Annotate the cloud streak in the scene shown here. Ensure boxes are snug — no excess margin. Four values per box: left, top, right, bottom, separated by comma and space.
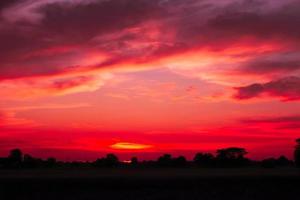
0, 0, 300, 99
234, 76, 300, 101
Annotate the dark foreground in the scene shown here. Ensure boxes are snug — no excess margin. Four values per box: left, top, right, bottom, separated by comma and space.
1, 168, 300, 200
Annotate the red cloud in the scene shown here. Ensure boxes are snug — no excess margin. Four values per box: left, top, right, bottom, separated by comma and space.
240, 115, 300, 131
237, 55, 300, 75
0, 0, 300, 99
241, 115, 300, 124
51, 76, 94, 91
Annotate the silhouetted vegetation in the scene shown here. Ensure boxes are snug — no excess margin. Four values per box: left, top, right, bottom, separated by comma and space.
93, 153, 119, 168
130, 157, 138, 166
8, 149, 23, 168
277, 155, 292, 166
0, 143, 297, 169
193, 153, 215, 167
215, 147, 250, 167
261, 158, 276, 168
156, 154, 187, 167
259, 156, 292, 169
295, 138, 300, 167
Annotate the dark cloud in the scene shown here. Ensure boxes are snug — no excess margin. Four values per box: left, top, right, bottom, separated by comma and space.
241, 59, 300, 74
1, 0, 300, 83
0, 0, 21, 11
207, 1, 300, 42
234, 76, 300, 101
170, 0, 300, 48
39, 0, 165, 42
0, 0, 167, 80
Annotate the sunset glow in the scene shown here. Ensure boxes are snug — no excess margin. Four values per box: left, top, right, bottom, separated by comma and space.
110, 142, 153, 150
0, 0, 300, 161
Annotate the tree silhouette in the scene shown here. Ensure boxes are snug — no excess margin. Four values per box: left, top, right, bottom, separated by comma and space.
172, 156, 187, 167
23, 154, 38, 168
217, 147, 247, 159
261, 158, 276, 168
8, 148, 23, 168
276, 156, 290, 166
156, 154, 187, 167
46, 157, 57, 168
193, 153, 214, 167
93, 154, 120, 167
0, 143, 297, 169
131, 157, 138, 166
9, 149, 22, 162
294, 138, 300, 167
157, 154, 172, 167
216, 147, 248, 167
105, 154, 119, 167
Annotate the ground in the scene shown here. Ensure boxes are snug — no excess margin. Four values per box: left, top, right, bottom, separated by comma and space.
0, 168, 299, 200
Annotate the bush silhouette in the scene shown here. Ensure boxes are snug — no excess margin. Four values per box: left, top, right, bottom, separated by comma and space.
131, 157, 138, 166
295, 138, 300, 167
193, 153, 214, 167
94, 154, 119, 167
216, 147, 249, 167
9, 149, 22, 162
157, 154, 172, 167
276, 156, 290, 166
157, 154, 187, 167
106, 154, 119, 167
261, 158, 276, 168
173, 156, 187, 167
8, 149, 23, 168
46, 157, 57, 168
23, 154, 40, 168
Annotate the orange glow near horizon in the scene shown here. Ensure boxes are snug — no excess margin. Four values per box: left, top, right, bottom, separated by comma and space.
110, 142, 153, 150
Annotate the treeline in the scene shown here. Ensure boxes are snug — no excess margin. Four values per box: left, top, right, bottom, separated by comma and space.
1, 142, 299, 169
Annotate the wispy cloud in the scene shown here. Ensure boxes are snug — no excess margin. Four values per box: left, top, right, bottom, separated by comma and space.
0, 0, 299, 99
234, 76, 300, 101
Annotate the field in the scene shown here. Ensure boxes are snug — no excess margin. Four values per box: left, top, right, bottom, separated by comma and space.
0, 168, 300, 200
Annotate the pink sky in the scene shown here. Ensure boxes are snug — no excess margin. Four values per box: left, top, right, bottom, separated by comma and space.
0, 0, 300, 160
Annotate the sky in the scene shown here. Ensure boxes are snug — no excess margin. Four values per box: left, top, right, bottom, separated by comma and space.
0, 0, 300, 161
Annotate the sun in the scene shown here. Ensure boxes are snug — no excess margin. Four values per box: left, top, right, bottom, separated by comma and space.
110, 142, 153, 150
